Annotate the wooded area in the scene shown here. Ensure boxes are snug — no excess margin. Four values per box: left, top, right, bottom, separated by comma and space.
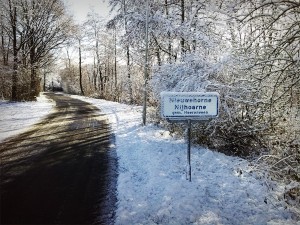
0, 0, 299, 213
0, 0, 72, 100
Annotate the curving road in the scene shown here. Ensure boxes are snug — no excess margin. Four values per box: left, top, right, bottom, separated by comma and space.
0, 93, 118, 225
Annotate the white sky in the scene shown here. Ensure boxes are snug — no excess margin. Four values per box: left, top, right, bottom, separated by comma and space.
64, 0, 111, 22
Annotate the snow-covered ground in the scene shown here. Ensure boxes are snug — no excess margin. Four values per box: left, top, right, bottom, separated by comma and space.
0, 94, 54, 142
0, 93, 298, 225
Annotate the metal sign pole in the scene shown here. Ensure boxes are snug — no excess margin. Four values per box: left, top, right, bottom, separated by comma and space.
187, 119, 192, 182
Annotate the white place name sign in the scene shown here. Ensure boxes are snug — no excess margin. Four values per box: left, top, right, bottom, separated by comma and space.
161, 92, 219, 120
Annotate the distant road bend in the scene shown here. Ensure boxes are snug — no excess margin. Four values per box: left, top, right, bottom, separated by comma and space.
0, 93, 118, 225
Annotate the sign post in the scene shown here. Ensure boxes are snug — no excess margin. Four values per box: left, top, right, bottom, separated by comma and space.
161, 92, 219, 181
187, 119, 192, 182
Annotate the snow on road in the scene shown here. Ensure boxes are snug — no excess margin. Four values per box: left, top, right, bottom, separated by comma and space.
0, 93, 298, 225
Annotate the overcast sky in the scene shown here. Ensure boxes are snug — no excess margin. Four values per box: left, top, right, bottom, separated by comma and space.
64, 0, 111, 22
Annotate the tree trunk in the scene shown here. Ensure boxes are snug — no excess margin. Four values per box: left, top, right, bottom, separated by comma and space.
66, 48, 71, 70
126, 45, 133, 103
95, 39, 100, 91
123, 0, 133, 104
114, 27, 117, 98
1, 24, 8, 65
93, 56, 97, 91
180, 0, 185, 58
165, 0, 172, 63
43, 71, 47, 91
79, 40, 84, 95
10, 3, 18, 101
99, 69, 104, 92
30, 31, 38, 99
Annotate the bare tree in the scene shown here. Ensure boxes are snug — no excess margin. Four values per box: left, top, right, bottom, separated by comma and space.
0, 0, 72, 100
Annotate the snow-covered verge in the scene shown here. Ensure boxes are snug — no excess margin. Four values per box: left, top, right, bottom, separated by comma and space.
0, 93, 54, 142
71, 95, 299, 225
0, 93, 298, 224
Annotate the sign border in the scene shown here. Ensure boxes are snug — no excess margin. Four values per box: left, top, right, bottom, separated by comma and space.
160, 91, 220, 121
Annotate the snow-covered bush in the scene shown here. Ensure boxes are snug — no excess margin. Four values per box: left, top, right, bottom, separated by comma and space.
151, 51, 265, 157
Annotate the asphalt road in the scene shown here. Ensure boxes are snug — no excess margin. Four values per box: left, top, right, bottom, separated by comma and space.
0, 93, 118, 225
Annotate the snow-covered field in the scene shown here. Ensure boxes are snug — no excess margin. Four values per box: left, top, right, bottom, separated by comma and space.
0, 93, 298, 225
